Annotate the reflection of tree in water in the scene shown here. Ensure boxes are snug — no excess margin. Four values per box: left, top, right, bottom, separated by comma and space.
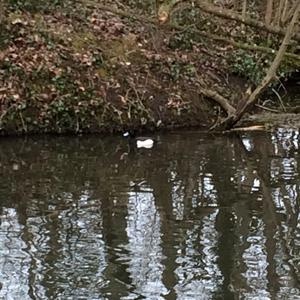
46, 190, 106, 299
174, 210, 223, 299
163, 129, 300, 298
0, 208, 31, 299
230, 128, 300, 298
123, 186, 167, 299
242, 217, 270, 299
26, 189, 106, 299
0, 131, 300, 298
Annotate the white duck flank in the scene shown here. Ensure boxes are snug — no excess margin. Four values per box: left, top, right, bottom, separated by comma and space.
136, 139, 154, 149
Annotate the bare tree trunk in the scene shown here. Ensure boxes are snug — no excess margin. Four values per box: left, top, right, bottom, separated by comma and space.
274, 0, 284, 26
241, 0, 247, 30
224, 1, 300, 129
281, 0, 297, 25
0, 0, 4, 24
265, 0, 273, 25
281, 0, 289, 25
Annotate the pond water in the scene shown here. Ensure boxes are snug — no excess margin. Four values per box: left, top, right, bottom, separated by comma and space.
0, 129, 300, 300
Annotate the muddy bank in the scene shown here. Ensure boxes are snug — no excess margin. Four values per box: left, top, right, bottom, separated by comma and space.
0, 2, 218, 135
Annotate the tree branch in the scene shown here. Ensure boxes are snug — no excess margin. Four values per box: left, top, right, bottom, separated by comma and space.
198, 87, 236, 116
226, 2, 300, 128
194, 1, 300, 42
85, 2, 300, 63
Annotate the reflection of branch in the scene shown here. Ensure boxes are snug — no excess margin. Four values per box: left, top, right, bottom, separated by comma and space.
285, 192, 299, 236
261, 181, 300, 285
236, 134, 300, 285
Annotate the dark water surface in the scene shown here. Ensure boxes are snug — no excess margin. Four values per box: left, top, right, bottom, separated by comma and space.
0, 129, 300, 300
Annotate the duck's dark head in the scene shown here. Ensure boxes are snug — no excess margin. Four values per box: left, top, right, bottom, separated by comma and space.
123, 129, 136, 138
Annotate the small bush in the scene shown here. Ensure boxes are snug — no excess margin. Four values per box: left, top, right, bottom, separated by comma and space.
230, 50, 266, 84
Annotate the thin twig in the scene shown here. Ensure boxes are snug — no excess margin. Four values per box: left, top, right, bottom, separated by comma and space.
255, 103, 280, 112
272, 88, 286, 111
18, 110, 27, 133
